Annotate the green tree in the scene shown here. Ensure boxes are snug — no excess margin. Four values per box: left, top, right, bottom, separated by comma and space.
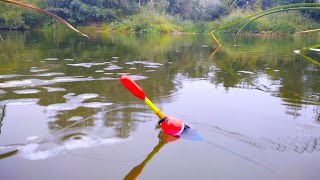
44, 0, 139, 24
167, 0, 197, 19
0, 0, 44, 29
194, 0, 228, 21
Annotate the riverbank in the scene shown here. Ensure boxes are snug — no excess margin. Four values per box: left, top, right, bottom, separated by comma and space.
1, 8, 319, 35
76, 9, 320, 35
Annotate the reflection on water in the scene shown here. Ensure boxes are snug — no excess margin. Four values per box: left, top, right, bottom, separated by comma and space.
124, 129, 275, 180
0, 106, 142, 160
209, 46, 221, 59
0, 31, 319, 179
294, 44, 320, 66
0, 105, 5, 134
124, 131, 180, 180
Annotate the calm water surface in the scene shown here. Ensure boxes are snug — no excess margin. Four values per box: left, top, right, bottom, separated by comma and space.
0, 31, 319, 180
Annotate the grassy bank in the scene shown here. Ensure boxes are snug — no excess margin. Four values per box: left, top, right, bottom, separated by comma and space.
85, 8, 320, 35
84, 9, 193, 34
211, 9, 320, 34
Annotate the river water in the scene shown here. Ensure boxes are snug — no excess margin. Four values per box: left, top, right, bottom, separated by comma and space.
0, 31, 319, 180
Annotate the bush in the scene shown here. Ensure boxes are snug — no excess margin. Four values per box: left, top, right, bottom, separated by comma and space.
258, 11, 319, 33
0, 5, 25, 29
113, 8, 184, 33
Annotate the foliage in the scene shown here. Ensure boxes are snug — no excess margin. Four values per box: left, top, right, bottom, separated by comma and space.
43, 0, 139, 24
211, 3, 320, 35
0, 0, 44, 29
194, 0, 228, 21
1, 0, 88, 37
111, 8, 184, 33
0, 0, 319, 34
0, 4, 25, 29
166, 0, 196, 19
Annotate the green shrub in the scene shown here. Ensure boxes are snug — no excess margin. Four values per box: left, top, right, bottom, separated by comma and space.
113, 8, 185, 33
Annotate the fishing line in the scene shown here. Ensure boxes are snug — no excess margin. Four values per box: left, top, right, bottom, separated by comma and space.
63, 148, 144, 164
185, 120, 320, 175
46, 105, 144, 138
202, 139, 274, 173
184, 122, 275, 173
191, 121, 320, 153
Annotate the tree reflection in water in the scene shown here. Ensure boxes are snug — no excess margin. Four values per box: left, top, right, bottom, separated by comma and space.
0, 105, 6, 134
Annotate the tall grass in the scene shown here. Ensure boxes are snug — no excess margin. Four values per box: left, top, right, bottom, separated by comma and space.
206, 9, 320, 34
109, 8, 320, 34
110, 8, 183, 33
2, 0, 318, 35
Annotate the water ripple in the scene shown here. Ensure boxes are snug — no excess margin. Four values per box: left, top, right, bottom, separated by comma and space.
47, 93, 112, 111
43, 87, 66, 92
13, 89, 41, 94
104, 64, 123, 70
67, 62, 109, 68
0, 74, 20, 79
18, 136, 128, 160
34, 72, 65, 77
0, 98, 40, 105
0, 90, 6, 94
0, 76, 123, 88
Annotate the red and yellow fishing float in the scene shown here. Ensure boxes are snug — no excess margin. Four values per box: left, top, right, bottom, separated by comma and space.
120, 75, 188, 136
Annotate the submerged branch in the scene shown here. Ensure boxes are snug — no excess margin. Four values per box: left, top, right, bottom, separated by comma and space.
0, 0, 89, 38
